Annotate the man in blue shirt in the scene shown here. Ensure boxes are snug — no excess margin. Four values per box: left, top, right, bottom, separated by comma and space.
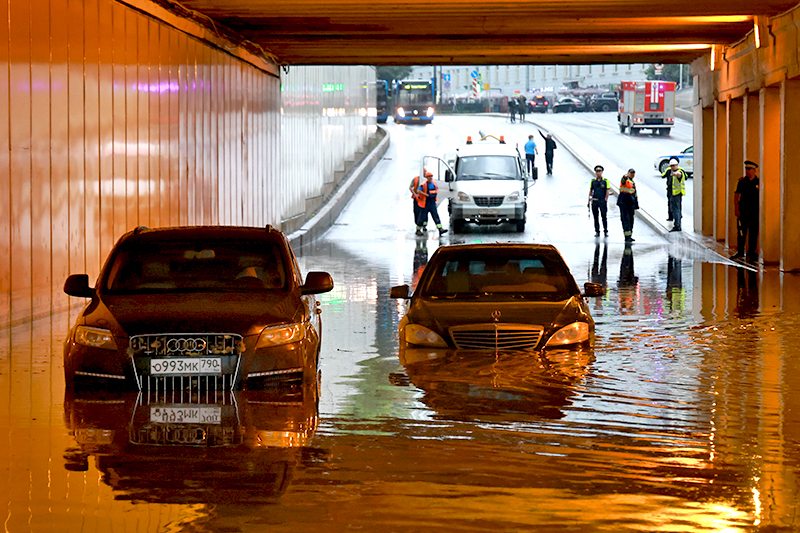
587, 165, 610, 237
524, 135, 538, 178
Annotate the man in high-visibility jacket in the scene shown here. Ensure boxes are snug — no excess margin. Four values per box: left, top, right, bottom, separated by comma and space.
410, 169, 430, 235
663, 158, 688, 232
416, 172, 448, 236
617, 168, 639, 242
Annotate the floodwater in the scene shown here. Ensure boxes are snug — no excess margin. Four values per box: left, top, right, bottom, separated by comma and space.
3, 116, 800, 532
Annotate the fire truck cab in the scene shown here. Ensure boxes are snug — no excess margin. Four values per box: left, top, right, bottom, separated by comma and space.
618, 81, 676, 136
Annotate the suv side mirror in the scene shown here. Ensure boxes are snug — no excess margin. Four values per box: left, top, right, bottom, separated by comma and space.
390, 285, 410, 299
64, 274, 94, 298
583, 282, 605, 297
301, 271, 334, 295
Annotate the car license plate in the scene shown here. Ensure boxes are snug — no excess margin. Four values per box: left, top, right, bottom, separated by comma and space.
150, 357, 222, 375
150, 405, 222, 424
479, 209, 499, 216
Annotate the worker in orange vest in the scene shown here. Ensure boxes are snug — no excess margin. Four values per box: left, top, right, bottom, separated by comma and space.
617, 168, 639, 242
416, 172, 448, 236
409, 169, 428, 233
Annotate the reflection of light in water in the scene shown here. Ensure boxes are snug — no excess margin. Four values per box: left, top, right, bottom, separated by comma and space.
752, 481, 761, 526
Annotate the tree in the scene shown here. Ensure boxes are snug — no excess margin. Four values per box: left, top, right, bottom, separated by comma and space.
645, 64, 691, 87
376, 66, 414, 84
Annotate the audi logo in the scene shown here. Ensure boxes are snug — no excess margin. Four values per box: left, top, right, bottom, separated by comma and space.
166, 337, 208, 353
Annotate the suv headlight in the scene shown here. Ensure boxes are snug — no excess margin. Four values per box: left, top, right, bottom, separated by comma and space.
507, 191, 520, 202
404, 324, 447, 348
456, 191, 470, 202
256, 323, 306, 348
545, 322, 590, 347
75, 326, 118, 350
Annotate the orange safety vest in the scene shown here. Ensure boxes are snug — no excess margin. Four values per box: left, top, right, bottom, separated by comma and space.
410, 176, 420, 199
416, 180, 437, 208
619, 177, 636, 195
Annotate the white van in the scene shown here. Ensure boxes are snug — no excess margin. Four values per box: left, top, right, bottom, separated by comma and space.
439, 134, 531, 233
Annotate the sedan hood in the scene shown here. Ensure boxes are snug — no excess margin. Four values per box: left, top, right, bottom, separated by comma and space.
90, 292, 303, 337
409, 297, 577, 333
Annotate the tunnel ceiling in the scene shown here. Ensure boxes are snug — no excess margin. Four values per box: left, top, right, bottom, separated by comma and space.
174, 0, 798, 65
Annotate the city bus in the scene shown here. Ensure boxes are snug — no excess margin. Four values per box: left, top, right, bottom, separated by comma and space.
394, 79, 434, 124
376, 80, 389, 123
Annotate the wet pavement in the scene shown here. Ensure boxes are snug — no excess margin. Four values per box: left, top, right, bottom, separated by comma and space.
3, 115, 800, 532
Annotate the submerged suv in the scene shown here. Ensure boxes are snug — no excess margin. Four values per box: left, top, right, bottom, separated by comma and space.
444, 134, 530, 233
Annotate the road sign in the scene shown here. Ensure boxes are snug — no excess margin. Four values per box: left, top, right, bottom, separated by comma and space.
470, 70, 478, 79
443, 74, 451, 82
444, 81, 451, 89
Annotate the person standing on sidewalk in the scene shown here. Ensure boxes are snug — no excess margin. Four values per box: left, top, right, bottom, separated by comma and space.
617, 168, 639, 242
508, 98, 517, 123
538, 129, 557, 174
663, 158, 688, 232
731, 160, 760, 262
587, 165, 610, 237
416, 172, 448, 236
517, 95, 527, 122
410, 169, 430, 235
524, 135, 539, 178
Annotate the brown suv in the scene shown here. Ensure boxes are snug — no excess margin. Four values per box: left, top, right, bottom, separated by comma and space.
63, 225, 333, 392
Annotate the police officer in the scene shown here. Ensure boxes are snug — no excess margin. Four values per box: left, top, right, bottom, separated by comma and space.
617, 168, 639, 242
587, 165, 610, 237
731, 160, 760, 262
417, 172, 448, 236
663, 158, 688, 232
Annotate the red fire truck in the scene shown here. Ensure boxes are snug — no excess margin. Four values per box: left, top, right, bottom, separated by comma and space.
617, 81, 676, 136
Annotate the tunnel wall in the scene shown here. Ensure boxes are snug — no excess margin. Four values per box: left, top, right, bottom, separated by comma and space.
692, 4, 800, 270
0, 0, 377, 325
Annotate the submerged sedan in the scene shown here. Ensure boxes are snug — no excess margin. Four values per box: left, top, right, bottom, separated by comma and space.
390, 243, 604, 353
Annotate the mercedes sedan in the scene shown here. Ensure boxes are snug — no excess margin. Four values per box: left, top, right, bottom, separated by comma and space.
390, 243, 603, 355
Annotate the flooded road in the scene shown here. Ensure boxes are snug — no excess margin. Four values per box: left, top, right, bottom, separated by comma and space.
3, 115, 800, 532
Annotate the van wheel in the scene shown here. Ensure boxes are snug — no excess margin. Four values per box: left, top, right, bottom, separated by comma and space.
451, 219, 465, 233
515, 220, 525, 232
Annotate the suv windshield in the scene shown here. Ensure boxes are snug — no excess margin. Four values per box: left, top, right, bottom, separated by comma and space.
419, 250, 577, 300
103, 239, 287, 294
457, 155, 520, 180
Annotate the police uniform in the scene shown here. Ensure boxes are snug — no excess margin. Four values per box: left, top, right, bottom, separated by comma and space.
588, 165, 610, 236
732, 160, 760, 260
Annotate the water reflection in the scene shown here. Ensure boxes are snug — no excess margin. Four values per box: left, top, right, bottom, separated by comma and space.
735, 267, 759, 318
618, 242, 638, 314
63, 386, 320, 504
396, 348, 592, 420
666, 255, 685, 313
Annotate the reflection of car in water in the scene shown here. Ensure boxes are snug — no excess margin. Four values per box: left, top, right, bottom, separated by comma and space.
390, 243, 604, 355
397, 348, 593, 419
62, 225, 334, 392
63, 386, 320, 503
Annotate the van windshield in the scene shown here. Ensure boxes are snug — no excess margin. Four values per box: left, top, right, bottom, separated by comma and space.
457, 156, 520, 180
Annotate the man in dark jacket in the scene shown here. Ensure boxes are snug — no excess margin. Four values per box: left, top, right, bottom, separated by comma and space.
617, 169, 639, 242
538, 129, 557, 174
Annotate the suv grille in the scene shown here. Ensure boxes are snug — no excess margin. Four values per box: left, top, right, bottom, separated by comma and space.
130, 333, 243, 392
474, 196, 505, 207
450, 324, 543, 350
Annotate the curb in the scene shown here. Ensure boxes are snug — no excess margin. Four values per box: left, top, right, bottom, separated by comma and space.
287, 127, 391, 248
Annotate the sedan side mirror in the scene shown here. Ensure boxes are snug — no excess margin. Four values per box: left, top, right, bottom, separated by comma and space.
301, 271, 334, 295
390, 285, 410, 299
583, 282, 605, 297
64, 274, 94, 298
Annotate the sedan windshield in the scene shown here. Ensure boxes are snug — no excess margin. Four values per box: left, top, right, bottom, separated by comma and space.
419, 251, 577, 300
457, 156, 520, 180
103, 240, 287, 293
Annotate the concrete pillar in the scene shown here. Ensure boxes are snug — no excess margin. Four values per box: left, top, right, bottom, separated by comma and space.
781, 79, 800, 271
745, 92, 760, 161
761, 86, 781, 264
727, 98, 744, 248
714, 101, 727, 240
695, 104, 715, 236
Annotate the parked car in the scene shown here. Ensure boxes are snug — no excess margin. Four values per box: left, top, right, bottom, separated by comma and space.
390, 243, 604, 355
551, 97, 587, 113
62, 225, 334, 392
588, 92, 619, 112
528, 94, 551, 113
654, 145, 694, 176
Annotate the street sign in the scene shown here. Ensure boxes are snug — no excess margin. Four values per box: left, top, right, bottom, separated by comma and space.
444, 81, 451, 89
443, 74, 451, 82
470, 70, 478, 79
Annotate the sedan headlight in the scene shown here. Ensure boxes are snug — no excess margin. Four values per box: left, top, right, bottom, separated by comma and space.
426, 107, 434, 117
75, 326, 118, 350
397, 107, 406, 118
404, 324, 447, 348
457, 191, 471, 202
545, 322, 590, 347
507, 191, 520, 202
256, 323, 306, 348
